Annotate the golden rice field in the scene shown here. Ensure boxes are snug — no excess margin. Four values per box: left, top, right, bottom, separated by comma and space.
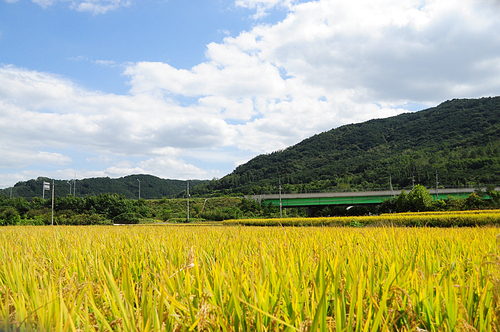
1, 225, 499, 331
223, 209, 500, 227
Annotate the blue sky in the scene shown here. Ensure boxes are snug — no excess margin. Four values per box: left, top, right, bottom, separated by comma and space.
1, 0, 500, 188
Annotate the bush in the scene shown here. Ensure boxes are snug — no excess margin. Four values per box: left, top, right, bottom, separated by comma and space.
59, 213, 111, 225
464, 193, 485, 210
200, 211, 225, 221
18, 216, 46, 226
408, 185, 433, 212
394, 191, 410, 212
112, 212, 142, 224
160, 208, 172, 221
0, 206, 20, 226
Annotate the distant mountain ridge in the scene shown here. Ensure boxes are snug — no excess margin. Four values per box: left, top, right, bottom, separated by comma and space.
1, 174, 208, 200
193, 96, 500, 195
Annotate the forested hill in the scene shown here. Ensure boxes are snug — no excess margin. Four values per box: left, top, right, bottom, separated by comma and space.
193, 97, 500, 195
1, 175, 208, 200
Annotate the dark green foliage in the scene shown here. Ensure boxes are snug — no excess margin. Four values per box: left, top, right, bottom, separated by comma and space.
0, 194, 144, 225
0, 194, 280, 225
394, 191, 410, 213
191, 97, 500, 195
379, 186, 493, 213
56, 213, 111, 226
112, 212, 142, 224
198, 198, 279, 220
463, 193, 485, 210
408, 185, 434, 212
0, 206, 20, 226
487, 186, 500, 207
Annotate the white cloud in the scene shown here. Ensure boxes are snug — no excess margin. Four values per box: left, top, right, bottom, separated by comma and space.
72, 0, 131, 14
31, 0, 56, 8
235, 0, 296, 19
0, 65, 238, 187
0, 145, 72, 169
138, 156, 207, 179
12, 0, 131, 13
122, 0, 500, 155
92, 60, 116, 67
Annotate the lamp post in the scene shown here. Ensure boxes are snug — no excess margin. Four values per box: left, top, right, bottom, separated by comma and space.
137, 179, 141, 200
51, 179, 54, 226
279, 181, 282, 218
436, 171, 439, 200
390, 175, 394, 198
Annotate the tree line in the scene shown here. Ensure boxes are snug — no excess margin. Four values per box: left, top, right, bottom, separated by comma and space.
1, 185, 499, 225
0, 193, 280, 226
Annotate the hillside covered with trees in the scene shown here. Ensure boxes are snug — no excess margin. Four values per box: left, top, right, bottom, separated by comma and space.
193, 97, 500, 195
0, 175, 207, 200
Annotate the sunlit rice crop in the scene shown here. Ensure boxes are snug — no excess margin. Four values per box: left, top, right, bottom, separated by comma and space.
224, 210, 500, 227
1, 226, 499, 331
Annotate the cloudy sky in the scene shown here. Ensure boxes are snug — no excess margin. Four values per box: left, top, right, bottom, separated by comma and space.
1, 0, 500, 188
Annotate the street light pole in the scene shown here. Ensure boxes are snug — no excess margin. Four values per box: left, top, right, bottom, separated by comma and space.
390, 175, 394, 198
51, 179, 54, 226
436, 171, 439, 200
279, 180, 282, 218
137, 179, 141, 200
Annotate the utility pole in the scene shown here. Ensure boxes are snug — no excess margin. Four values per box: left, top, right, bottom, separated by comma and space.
187, 181, 190, 222
73, 174, 76, 197
279, 179, 282, 218
137, 179, 141, 200
436, 171, 439, 200
67, 181, 72, 196
390, 175, 394, 198
412, 175, 415, 189
51, 179, 54, 226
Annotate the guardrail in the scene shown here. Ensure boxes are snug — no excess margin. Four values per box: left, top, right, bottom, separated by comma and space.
248, 187, 500, 207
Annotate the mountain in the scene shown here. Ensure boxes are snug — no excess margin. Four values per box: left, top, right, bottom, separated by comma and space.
1, 174, 208, 200
192, 97, 500, 195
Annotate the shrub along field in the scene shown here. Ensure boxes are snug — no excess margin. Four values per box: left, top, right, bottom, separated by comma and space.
224, 209, 500, 227
0, 226, 499, 331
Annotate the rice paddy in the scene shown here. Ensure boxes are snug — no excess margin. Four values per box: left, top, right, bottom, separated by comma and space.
224, 209, 500, 227
1, 225, 499, 331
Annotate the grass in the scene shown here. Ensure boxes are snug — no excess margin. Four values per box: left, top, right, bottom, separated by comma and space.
0, 225, 499, 331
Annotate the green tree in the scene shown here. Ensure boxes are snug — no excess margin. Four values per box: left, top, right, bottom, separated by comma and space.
0, 206, 20, 225
486, 186, 500, 207
408, 185, 433, 212
394, 190, 410, 212
464, 193, 485, 210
